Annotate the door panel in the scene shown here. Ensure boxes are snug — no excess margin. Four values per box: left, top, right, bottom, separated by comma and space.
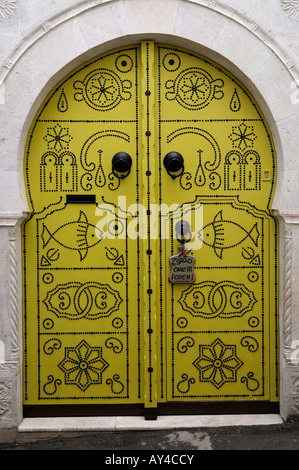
157, 44, 278, 403
23, 46, 142, 405
23, 42, 278, 413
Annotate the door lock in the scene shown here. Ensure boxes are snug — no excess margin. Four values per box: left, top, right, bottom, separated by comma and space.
175, 220, 192, 244
163, 152, 184, 179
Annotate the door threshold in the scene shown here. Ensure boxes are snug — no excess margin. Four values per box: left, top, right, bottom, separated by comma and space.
18, 414, 283, 434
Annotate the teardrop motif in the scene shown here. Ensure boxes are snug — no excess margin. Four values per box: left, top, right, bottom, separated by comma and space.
230, 88, 241, 112
57, 89, 68, 112
194, 150, 205, 187
95, 150, 106, 188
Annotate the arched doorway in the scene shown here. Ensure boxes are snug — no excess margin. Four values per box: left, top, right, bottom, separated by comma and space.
23, 42, 278, 418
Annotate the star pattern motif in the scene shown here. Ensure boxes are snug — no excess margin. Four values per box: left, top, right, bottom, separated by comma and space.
43, 124, 72, 152
229, 123, 257, 150
193, 338, 243, 389
179, 73, 210, 103
58, 340, 109, 392
87, 73, 118, 105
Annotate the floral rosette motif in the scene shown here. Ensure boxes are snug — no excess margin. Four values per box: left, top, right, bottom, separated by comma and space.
165, 67, 224, 110
74, 68, 132, 111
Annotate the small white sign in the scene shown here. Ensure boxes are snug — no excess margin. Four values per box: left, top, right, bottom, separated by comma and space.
169, 245, 196, 284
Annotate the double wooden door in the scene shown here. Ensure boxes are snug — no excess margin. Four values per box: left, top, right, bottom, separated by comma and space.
23, 42, 278, 416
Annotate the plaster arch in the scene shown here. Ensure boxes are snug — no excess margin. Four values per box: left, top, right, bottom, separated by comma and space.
1, 0, 298, 428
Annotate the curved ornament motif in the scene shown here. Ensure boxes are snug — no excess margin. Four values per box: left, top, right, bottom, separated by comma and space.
179, 280, 257, 319
167, 127, 221, 172
165, 67, 224, 110
105, 337, 123, 354
106, 374, 125, 394
177, 336, 195, 353
240, 336, 259, 352
241, 371, 260, 391
79, 130, 130, 190
80, 130, 130, 172
43, 338, 62, 355
43, 282, 123, 320
43, 375, 62, 395
177, 374, 196, 394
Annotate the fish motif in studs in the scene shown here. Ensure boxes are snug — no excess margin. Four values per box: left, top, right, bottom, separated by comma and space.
198, 210, 259, 259
41, 210, 103, 261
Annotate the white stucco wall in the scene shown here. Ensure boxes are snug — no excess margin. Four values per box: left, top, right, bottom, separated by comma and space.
0, 0, 299, 436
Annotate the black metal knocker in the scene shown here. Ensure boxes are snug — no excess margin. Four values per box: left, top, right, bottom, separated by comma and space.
112, 152, 132, 179
175, 220, 192, 244
163, 152, 184, 179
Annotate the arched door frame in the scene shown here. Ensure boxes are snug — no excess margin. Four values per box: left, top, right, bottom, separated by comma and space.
0, 0, 298, 428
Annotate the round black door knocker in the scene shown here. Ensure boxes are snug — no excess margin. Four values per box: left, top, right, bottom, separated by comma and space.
112, 152, 132, 179
163, 151, 184, 179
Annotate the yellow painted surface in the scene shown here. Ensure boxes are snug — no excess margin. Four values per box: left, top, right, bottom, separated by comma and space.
23, 43, 278, 407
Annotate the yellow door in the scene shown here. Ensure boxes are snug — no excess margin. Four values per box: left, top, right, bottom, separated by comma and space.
157, 44, 278, 408
23, 42, 278, 415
